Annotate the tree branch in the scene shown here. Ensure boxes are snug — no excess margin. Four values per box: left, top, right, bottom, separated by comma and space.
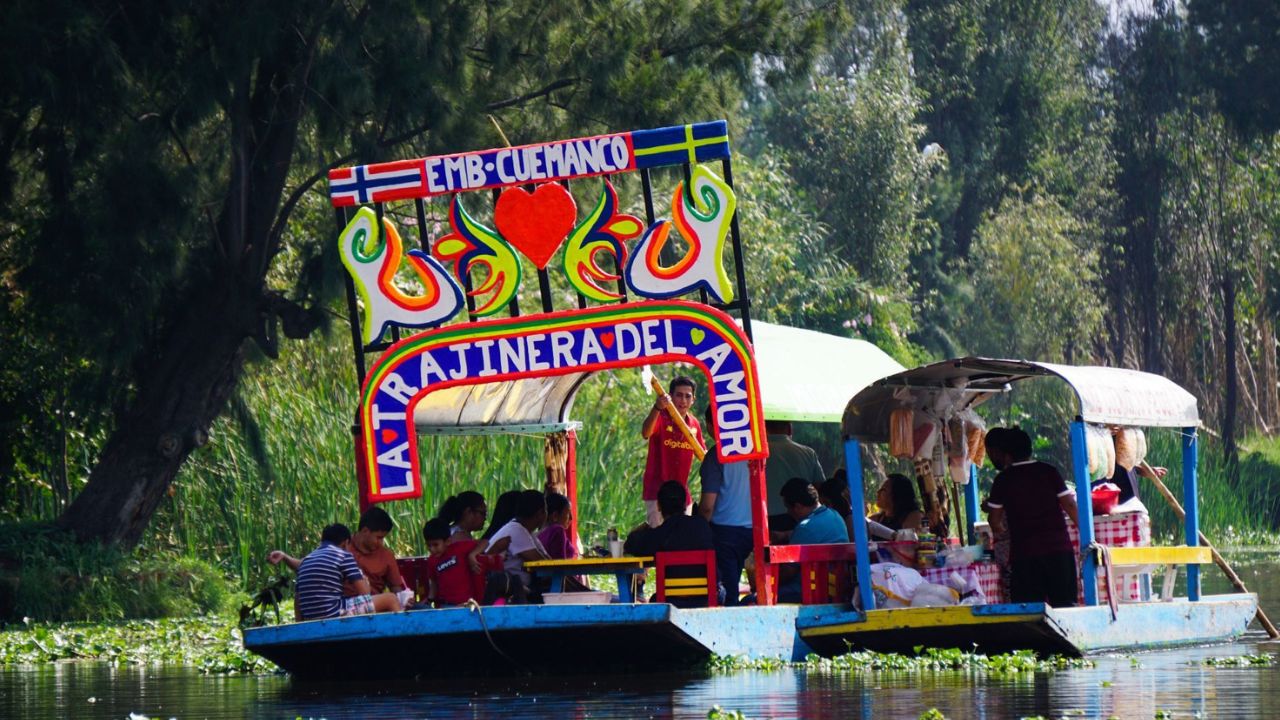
485, 77, 580, 112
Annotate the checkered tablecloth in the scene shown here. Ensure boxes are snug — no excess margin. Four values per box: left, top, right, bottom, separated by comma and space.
921, 560, 1005, 604
1066, 510, 1151, 604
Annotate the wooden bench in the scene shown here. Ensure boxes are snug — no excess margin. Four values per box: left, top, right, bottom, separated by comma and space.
1103, 546, 1213, 602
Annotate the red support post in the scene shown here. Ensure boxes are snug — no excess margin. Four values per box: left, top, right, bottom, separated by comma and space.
749, 457, 775, 605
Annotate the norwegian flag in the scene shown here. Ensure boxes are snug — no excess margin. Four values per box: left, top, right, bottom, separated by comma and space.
328, 159, 424, 206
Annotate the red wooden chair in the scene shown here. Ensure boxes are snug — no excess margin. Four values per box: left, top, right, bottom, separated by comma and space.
655, 550, 718, 607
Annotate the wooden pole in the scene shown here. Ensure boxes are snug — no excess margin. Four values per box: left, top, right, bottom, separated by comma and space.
648, 375, 706, 460
1140, 460, 1278, 638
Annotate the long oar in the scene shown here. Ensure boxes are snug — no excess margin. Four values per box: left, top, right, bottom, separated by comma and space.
648, 374, 706, 460
1140, 460, 1278, 638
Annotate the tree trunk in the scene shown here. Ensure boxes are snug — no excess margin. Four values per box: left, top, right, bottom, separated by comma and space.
56, 281, 254, 547
1222, 271, 1239, 480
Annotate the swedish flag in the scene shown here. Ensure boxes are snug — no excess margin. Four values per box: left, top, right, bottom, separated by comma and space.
631, 121, 731, 169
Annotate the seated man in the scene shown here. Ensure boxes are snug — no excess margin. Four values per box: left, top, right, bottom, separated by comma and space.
985, 427, 1079, 608
625, 481, 715, 607
347, 506, 408, 600
777, 477, 850, 604
295, 523, 400, 621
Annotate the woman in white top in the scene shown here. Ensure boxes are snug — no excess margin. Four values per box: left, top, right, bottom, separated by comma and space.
487, 490, 551, 587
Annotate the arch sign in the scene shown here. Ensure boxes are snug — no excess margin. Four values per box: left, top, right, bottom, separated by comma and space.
358, 300, 767, 501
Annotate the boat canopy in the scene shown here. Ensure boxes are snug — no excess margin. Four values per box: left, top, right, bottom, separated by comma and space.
841, 357, 1199, 441
411, 319, 905, 433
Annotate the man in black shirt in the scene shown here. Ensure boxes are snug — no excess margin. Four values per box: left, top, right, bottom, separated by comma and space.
985, 427, 1079, 607
625, 481, 715, 606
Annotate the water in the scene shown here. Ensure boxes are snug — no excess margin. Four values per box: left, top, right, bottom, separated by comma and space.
4, 550, 1279, 720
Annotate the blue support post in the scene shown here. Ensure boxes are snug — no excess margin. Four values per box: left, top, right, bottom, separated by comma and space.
1070, 421, 1098, 606
965, 462, 981, 546
1183, 427, 1201, 601
845, 439, 875, 613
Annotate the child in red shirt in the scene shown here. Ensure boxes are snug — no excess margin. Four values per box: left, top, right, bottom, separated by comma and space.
422, 518, 513, 606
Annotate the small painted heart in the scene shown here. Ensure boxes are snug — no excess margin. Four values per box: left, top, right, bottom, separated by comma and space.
493, 184, 578, 269
599, 331, 615, 349
689, 328, 706, 345
380, 428, 399, 444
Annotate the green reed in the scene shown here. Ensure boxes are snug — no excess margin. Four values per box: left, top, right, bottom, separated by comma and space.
154, 328, 664, 588
1142, 429, 1280, 543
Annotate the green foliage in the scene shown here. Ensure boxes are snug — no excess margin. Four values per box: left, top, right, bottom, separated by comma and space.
707, 707, 750, 720
1197, 654, 1275, 667
150, 324, 665, 587
959, 192, 1104, 361
711, 647, 1093, 674
0, 524, 231, 623
0, 615, 274, 674
1187, 0, 1280, 139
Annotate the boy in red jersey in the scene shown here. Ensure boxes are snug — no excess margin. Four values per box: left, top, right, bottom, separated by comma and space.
639, 376, 703, 526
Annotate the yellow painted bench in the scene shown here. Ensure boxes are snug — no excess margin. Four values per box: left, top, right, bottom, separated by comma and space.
1105, 546, 1213, 601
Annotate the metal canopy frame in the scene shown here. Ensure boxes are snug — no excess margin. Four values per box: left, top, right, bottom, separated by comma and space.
841, 356, 1203, 612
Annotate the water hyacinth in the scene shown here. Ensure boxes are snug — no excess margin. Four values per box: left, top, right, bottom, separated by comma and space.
0, 616, 277, 674
710, 648, 1094, 675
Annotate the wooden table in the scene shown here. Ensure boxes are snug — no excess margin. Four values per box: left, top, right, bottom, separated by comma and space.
524, 556, 653, 602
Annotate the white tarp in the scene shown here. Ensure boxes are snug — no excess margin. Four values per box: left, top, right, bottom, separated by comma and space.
842, 357, 1199, 440
749, 320, 905, 423
409, 319, 905, 432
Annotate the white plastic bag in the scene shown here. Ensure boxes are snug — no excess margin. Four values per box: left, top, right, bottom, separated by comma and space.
910, 582, 960, 607
869, 563, 924, 609
1085, 424, 1115, 480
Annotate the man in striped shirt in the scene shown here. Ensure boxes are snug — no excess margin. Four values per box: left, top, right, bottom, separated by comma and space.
295, 523, 401, 621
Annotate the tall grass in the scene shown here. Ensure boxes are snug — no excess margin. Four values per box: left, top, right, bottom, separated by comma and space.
154, 328, 664, 587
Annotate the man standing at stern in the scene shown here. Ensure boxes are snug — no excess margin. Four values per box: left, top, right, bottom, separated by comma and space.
985, 427, 1079, 607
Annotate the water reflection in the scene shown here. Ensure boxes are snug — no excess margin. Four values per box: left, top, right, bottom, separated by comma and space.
3, 548, 1279, 719
4, 643, 1277, 720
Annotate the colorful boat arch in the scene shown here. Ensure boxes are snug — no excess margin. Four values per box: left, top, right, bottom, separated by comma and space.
357, 300, 768, 501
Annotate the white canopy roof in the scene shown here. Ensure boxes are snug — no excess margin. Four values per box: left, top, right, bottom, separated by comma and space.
749, 320, 905, 423
841, 357, 1199, 441
410, 319, 905, 433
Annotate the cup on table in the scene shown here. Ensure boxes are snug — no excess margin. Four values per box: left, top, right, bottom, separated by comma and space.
608, 540, 623, 558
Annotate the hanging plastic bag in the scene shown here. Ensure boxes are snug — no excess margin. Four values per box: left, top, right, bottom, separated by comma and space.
948, 455, 970, 485
1085, 424, 1115, 480
946, 417, 968, 459
1114, 428, 1148, 467
889, 408, 914, 458
913, 420, 939, 460
967, 424, 986, 466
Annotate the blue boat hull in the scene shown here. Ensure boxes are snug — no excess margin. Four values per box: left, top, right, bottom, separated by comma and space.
244, 594, 1258, 678
243, 604, 815, 679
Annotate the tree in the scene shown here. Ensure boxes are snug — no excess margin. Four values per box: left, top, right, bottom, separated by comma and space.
1187, 0, 1280, 140
958, 191, 1104, 362
0, 0, 837, 546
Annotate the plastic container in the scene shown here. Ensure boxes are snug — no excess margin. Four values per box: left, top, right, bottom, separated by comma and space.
542, 591, 613, 605
1091, 486, 1121, 515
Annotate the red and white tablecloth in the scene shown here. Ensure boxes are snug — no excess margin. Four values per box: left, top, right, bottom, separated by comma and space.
1066, 510, 1151, 604
921, 560, 1005, 604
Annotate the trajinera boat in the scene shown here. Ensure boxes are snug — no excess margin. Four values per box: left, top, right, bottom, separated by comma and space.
242, 121, 1257, 679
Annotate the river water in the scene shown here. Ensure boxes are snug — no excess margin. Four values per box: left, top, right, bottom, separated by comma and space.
4, 550, 1279, 720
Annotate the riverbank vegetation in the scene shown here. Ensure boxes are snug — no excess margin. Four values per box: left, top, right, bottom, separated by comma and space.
1, 2, 1278, 617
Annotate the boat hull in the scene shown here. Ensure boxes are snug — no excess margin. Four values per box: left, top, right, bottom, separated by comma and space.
244, 594, 1258, 678
796, 593, 1259, 657
244, 603, 814, 679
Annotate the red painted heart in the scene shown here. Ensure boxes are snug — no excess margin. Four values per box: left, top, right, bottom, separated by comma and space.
599, 331, 615, 349
493, 183, 578, 269
380, 428, 399, 445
